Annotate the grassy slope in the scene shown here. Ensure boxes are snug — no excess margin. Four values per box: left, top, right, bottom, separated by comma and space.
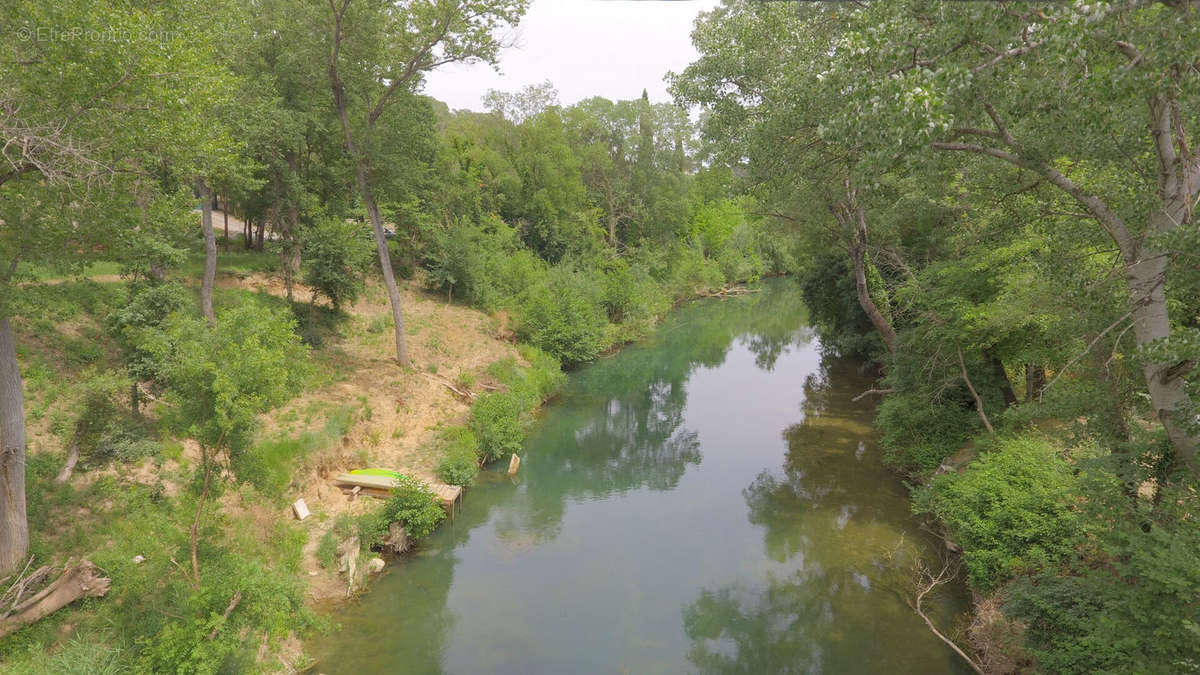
1, 246, 522, 672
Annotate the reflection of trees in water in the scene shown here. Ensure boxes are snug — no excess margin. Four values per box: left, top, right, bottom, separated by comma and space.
513, 281, 814, 523
684, 354, 956, 673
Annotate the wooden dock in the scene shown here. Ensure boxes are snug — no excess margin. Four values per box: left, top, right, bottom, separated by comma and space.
332, 473, 462, 516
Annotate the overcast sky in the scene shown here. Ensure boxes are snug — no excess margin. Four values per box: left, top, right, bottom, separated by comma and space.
423, 0, 721, 112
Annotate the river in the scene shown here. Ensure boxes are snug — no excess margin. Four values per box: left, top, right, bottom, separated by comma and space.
312, 279, 969, 674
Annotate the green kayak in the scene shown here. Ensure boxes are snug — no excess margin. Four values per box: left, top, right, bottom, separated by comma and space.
349, 468, 407, 481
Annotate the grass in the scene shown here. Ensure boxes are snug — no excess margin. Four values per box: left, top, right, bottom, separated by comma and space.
234, 404, 357, 502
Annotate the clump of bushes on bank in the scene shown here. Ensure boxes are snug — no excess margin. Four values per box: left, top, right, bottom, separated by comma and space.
435, 427, 481, 486
421, 213, 792, 368
435, 348, 566, 485
914, 435, 1081, 590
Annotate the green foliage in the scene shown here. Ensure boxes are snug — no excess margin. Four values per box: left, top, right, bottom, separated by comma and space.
435, 426, 480, 486
302, 218, 375, 311
106, 281, 192, 383
159, 302, 310, 454
233, 405, 355, 499
514, 265, 609, 367
469, 392, 526, 463
368, 476, 446, 542
876, 391, 976, 473
798, 252, 882, 361
916, 436, 1081, 590
66, 370, 158, 466
1006, 479, 1200, 674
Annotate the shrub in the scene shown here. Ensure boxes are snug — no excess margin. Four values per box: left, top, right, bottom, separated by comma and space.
1005, 482, 1200, 673
514, 265, 609, 367
435, 427, 480, 486
470, 392, 526, 463
371, 476, 446, 541
105, 281, 192, 383
915, 435, 1081, 590
302, 218, 374, 311
877, 391, 976, 473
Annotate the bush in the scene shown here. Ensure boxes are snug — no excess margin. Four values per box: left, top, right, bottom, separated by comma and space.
470, 392, 526, 463
1006, 482, 1200, 673
514, 265, 609, 367
877, 390, 976, 473
302, 217, 374, 311
372, 476, 446, 541
915, 435, 1081, 590
105, 281, 192, 383
435, 427, 480, 486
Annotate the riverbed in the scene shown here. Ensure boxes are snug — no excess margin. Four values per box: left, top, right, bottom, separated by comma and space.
313, 280, 969, 674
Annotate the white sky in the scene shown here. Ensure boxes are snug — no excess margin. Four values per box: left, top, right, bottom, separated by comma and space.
423, 0, 721, 112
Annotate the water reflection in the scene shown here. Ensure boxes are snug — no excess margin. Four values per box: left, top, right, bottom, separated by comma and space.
684, 357, 967, 674
313, 281, 964, 674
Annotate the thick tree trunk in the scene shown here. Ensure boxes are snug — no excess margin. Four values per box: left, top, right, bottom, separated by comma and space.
199, 178, 217, 327
254, 219, 265, 251
0, 317, 29, 577
1024, 364, 1045, 402
849, 205, 897, 353
281, 151, 302, 303
243, 218, 253, 250
330, 73, 410, 366
989, 354, 1018, 407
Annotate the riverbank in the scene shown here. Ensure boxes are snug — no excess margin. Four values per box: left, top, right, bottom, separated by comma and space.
309, 278, 971, 673
1, 252, 777, 671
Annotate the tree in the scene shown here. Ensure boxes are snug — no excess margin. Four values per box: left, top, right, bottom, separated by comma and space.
302, 217, 375, 310
819, 0, 1200, 477
0, 0, 231, 576
322, 0, 530, 366
158, 303, 309, 583
671, 1, 900, 353
484, 79, 559, 124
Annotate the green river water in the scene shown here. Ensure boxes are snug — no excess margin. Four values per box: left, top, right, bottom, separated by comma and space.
313, 279, 969, 674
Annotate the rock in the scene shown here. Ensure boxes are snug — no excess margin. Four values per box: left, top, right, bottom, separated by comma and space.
131, 555, 145, 565
292, 498, 311, 521
367, 558, 385, 574
507, 453, 521, 476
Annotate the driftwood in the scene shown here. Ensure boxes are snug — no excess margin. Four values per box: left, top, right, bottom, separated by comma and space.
696, 286, 759, 299
54, 442, 80, 484
851, 387, 895, 402
0, 560, 111, 638
910, 558, 985, 675
206, 590, 242, 640
420, 372, 475, 400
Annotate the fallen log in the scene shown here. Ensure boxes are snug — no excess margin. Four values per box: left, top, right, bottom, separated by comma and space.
0, 560, 111, 638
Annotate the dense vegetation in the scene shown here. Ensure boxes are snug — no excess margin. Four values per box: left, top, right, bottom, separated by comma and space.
0, 0, 786, 671
673, 1, 1199, 672
0, 0, 1196, 672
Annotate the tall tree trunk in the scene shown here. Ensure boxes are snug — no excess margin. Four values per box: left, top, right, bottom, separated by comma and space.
198, 178, 216, 327
329, 66, 410, 366
848, 203, 897, 353
222, 197, 229, 252
1124, 95, 1199, 476
934, 94, 1199, 476
243, 218, 252, 250
281, 151, 302, 303
254, 219, 265, 252
1024, 364, 1046, 402
989, 354, 1018, 407
0, 316, 29, 577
